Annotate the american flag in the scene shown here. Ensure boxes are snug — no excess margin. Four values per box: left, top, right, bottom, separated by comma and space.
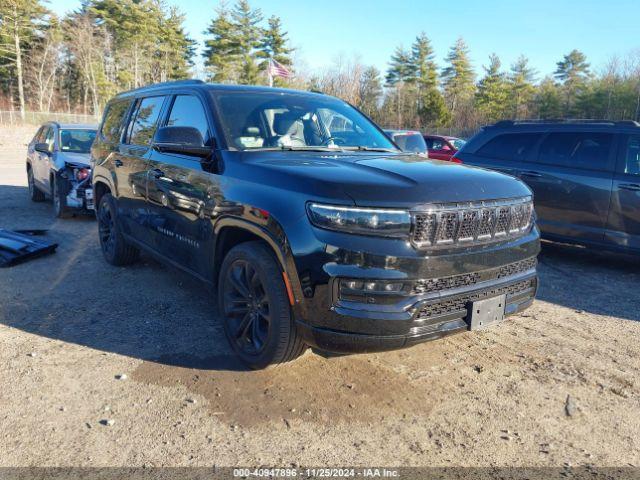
267, 58, 293, 79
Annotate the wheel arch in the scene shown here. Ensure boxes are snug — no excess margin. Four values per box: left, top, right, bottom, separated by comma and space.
93, 178, 112, 209
213, 218, 302, 308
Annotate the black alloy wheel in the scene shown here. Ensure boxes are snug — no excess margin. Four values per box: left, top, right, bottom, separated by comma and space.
223, 259, 271, 355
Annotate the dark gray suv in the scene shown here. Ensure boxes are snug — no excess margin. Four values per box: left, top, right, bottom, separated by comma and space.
457, 120, 640, 254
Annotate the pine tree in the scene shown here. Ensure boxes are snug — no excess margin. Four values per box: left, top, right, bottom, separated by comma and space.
508, 55, 536, 118
409, 32, 436, 89
385, 46, 415, 128
231, 0, 263, 85
475, 53, 508, 122
554, 49, 590, 116
385, 46, 412, 86
441, 37, 475, 118
258, 15, 292, 66
156, 7, 195, 82
358, 66, 382, 118
536, 77, 563, 119
408, 32, 448, 127
258, 15, 293, 86
203, 1, 238, 83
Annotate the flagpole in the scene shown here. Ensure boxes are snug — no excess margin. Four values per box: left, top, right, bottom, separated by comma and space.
268, 58, 273, 87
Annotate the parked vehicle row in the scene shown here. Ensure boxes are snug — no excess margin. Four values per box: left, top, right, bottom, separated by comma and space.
457, 120, 640, 254
382, 129, 467, 161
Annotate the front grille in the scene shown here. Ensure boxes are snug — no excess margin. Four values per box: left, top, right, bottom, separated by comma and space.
497, 257, 537, 278
411, 197, 534, 249
412, 257, 537, 295
416, 278, 535, 320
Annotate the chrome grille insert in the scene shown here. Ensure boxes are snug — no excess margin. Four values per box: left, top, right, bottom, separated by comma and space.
411, 197, 534, 249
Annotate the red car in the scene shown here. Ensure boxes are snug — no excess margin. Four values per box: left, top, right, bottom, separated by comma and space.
424, 135, 466, 162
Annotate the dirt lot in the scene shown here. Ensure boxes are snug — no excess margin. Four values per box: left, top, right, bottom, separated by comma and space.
1, 130, 639, 468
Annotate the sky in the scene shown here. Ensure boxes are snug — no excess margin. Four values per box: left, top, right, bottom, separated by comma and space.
49, 0, 640, 79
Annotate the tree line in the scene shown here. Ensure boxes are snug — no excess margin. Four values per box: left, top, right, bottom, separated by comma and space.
1, 0, 639, 134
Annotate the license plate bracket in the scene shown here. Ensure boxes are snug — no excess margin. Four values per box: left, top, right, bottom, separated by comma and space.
467, 294, 506, 330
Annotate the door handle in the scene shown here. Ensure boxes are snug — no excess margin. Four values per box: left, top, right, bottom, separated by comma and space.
151, 168, 165, 179
114, 159, 123, 167
520, 170, 542, 178
619, 183, 640, 192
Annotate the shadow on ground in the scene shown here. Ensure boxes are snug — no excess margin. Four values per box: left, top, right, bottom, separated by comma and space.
537, 240, 640, 322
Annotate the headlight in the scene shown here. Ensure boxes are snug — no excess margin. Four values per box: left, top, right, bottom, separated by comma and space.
306, 203, 411, 237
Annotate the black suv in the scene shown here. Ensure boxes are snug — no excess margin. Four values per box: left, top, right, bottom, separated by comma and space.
457, 120, 640, 254
91, 80, 540, 368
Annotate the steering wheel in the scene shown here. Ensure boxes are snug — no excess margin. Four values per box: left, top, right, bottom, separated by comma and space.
321, 136, 346, 146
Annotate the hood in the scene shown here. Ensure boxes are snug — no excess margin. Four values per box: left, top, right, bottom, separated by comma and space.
55, 151, 92, 169
233, 151, 532, 207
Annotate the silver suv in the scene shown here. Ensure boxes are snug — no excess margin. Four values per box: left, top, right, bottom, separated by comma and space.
26, 122, 97, 217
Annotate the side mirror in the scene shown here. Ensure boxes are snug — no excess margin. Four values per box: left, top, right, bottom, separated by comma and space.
153, 126, 212, 158
35, 142, 51, 154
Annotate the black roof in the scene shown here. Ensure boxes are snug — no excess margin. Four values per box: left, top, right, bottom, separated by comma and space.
113, 79, 328, 100
489, 119, 640, 129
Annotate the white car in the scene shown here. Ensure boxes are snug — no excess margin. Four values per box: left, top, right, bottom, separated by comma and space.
26, 122, 97, 218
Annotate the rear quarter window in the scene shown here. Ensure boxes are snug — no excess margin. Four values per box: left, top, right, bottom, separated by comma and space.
476, 133, 542, 161
538, 132, 613, 171
100, 100, 131, 143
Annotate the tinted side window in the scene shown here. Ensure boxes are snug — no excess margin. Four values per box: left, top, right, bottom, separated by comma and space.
623, 135, 640, 175
33, 126, 45, 143
101, 100, 131, 142
44, 127, 55, 147
538, 132, 613, 170
127, 96, 166, 145
166, 95, 210, 145
476, 133, 541, 161
432, 139, 449, 150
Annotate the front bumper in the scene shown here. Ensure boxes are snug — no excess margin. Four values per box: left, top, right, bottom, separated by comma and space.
58, 168, 94, 211
297, 270, 537, 353
291, 227, 540, 354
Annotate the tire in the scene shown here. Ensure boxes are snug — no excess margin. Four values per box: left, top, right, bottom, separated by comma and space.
218, 241, 306, 369
97, 192, 140, 266
27, 167, 45, 202
52, 174, 71, 219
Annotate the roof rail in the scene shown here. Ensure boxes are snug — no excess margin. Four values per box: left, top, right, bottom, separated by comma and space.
119, 79, 205, 95
491, 118, 640, 128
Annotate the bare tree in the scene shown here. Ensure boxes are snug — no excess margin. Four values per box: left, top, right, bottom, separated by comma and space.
315, 55, 365, 106
0, 0, 48, 119
63, 13, 110, 114
26, 15, 62, 112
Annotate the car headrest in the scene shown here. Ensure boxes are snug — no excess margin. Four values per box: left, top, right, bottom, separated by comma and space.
244, 126, 260, 136
273, 112, 299, 135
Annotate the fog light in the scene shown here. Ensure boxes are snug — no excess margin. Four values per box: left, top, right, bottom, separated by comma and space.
343, 280, 363, 290
339, 279, 406, 296
384, 282, 403, 292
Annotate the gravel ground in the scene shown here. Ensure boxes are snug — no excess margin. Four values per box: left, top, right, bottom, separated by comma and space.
1, 136, 639, 468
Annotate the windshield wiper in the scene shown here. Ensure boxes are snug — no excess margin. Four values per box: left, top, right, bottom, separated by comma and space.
341, 146, 400, 153
278, 145, 344, 152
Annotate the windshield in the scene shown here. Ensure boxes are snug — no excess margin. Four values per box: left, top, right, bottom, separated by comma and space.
451, 138, 466, 150
392, 133, 427, 153
59, 129, 97, 153
211, 91, 397, 152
